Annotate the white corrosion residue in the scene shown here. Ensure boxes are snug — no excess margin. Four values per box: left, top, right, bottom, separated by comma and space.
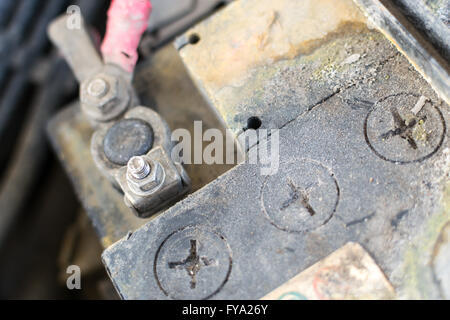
342, 53, 361, 65
411, 95, 429, 115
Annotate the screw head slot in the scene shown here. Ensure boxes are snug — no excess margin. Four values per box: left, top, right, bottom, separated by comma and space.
260, 159, 339, 233
364, 93, 446, 164
154, 226, 232, 300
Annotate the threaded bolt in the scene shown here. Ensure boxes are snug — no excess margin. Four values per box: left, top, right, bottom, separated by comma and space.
127, 156, 151, 180
87, 78, 109, 98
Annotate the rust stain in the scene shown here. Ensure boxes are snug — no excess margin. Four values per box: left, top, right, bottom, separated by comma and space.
431, 221, 450, 265
208, 22, 374, 132
180, 0, 367, 91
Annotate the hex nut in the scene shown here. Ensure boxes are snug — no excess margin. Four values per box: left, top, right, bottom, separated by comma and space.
115, 146, 190, 217
87, 78, 109, 98
81, 74, 117, 109
127, 159, 165, 196
80, 72, 130, 122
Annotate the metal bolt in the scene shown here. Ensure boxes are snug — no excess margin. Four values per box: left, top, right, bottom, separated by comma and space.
80, 72, 127, 119
127, 156, 151, 180
87, 78, 109, 98
126, 158, 166, 196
